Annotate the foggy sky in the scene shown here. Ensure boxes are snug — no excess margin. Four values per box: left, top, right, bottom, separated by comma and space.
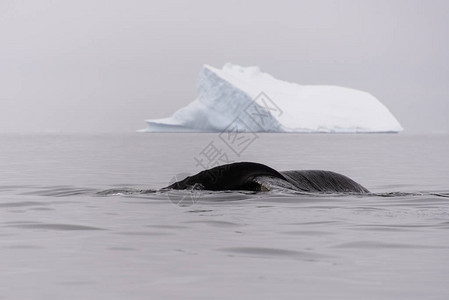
0, 0, 448, 134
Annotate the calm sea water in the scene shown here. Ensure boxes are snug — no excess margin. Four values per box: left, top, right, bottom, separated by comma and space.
0, 133, 448, 299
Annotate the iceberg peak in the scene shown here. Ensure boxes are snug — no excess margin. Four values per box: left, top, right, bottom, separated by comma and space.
141, 63, 403, 133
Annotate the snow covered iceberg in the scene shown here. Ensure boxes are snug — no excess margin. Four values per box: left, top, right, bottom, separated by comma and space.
140, 63, 403, 133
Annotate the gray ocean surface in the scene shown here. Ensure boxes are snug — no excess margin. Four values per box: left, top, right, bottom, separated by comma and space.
0, 133, 448, 299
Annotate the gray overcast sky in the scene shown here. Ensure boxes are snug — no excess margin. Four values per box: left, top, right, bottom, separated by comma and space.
0, 0, 448, 133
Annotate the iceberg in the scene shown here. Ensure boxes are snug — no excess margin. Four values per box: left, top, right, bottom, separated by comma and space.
140, 63, 403, 133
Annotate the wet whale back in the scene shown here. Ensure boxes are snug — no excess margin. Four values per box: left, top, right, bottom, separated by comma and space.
281, 170, 369, 193
166, 162, 369, 193
166, 162, 286, 191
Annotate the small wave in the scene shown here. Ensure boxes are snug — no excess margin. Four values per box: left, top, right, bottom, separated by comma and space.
12, 183, 447, 204
21, 186, 97, 197
0, 201, 48, 208
96, 188, 156, 196
184, 220, 243, 227
5, 223, 105, 231
333, 241, 449, 249
368, 191, 449, 198
217, 247, 331, 261
430, 192, 449, 198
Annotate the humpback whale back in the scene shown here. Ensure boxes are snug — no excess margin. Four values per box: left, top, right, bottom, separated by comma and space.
166, 162, 369, 194
167, 162, 287, 191
281, 170, 369, 193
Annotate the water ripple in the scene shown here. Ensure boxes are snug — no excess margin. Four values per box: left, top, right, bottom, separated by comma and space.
0, 201, 47, 208
333, 241, 449, 249
217, 247, 331, 260
6, 223, 105, 231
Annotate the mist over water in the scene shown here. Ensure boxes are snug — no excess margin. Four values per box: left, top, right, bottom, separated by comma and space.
1, 1, 448, 134
1, 1, 448, 298
1, 133, 448, 299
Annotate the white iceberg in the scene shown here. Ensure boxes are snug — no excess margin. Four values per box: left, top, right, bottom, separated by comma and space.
140, 63, 403, 133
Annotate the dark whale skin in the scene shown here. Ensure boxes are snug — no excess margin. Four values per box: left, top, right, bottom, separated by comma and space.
165, 162, 369, 194
280, 170, 369, 193
166, 162, 287, 191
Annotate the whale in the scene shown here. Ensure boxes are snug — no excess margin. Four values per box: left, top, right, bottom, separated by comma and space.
165, 162, 369, 193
